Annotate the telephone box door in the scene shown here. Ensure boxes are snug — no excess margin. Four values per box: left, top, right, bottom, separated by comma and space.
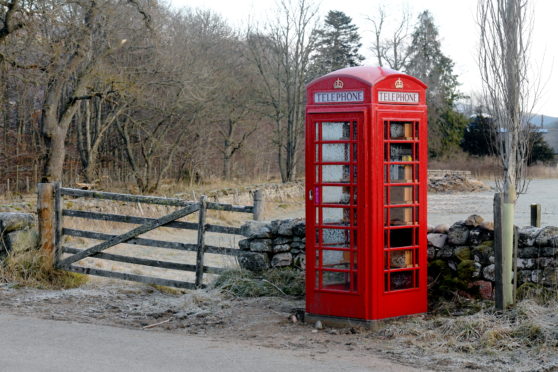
305, 112, 367, 319
376, 110, 428, 319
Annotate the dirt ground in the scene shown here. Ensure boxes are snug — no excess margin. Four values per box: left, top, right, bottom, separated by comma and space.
1, 278, 557, 372
3, 182, 558, 371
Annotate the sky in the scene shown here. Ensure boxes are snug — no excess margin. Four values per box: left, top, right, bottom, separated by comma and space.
168, 0, 558, 118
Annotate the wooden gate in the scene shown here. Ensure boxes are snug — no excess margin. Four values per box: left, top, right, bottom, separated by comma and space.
38, 183, 263, 289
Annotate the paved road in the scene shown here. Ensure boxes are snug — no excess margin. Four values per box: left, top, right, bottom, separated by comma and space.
0, 314, 421, 372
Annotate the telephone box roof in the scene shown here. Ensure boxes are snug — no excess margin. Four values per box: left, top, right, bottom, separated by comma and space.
308, 65, 427, 89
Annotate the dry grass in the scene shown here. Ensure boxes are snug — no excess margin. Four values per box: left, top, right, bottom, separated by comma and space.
380, 291, 558, 356
0, 250, 87, 289
212, 268, 305, 298
430, 153, 558, 179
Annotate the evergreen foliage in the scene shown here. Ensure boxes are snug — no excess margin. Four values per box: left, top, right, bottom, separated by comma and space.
461, 114, 494, 156
405, 11, 465, 157
461, 114, 555, 164
309, 10, 364, 79
528, 131, 555, 165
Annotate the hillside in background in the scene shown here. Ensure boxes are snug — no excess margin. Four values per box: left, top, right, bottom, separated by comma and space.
531, 114, 558, 154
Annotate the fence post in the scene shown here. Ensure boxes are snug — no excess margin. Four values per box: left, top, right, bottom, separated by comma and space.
494, 192, 504, 310
253, 189, 264, 221
195, 195, 207, 288
512, 225, 519, 303
54, 182, 63, 266
530, 204, 541, 227
37, 183, 56, 266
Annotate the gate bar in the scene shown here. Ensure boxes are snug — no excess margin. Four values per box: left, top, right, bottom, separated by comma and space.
58, 204, 200, 267
65, 265, 200, 289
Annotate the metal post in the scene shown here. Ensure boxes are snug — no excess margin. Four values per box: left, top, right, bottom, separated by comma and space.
37, 183, 56, 266
253, 189, 264, 221
195, 195, 207, 288
530, 204, 541, 227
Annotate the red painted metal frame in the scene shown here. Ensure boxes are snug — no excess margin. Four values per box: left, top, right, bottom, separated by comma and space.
305, 66, 428, 321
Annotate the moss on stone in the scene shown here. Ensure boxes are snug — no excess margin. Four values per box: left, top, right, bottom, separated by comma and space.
457, 259, 475, 281
454, 247, 471, 261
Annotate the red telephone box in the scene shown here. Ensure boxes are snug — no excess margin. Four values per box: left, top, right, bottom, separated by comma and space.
305, 66, 428, 322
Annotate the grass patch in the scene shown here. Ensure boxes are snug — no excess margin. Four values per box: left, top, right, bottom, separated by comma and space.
0, 250, 87, 289
148, 284, 186, 295
379, 290, 558, 356
212, 268, 305, 298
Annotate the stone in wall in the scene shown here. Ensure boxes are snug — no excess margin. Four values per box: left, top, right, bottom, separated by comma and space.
465, 214, 484, 227
427, 233, 447, 249
519, 226, 541, 247
0, 212, 34, 233
240, 221, 272, 238
483, 264, 495, 282
447, 222, 469, 245
249, 239, 273, 253
535, 226, 558, 247
271, 253, 292, 267
238, 252, 270, 272
0, 213, 38, 257
4, 229, 39, 254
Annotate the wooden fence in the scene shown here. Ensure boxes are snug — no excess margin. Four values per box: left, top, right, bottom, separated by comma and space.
38, 183, 263, 289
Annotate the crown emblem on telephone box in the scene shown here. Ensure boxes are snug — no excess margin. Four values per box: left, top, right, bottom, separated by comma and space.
395, 78, 404, 89
333, 79, 344, 89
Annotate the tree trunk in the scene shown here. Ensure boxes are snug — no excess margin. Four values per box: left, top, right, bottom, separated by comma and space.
42, 125, 68, 182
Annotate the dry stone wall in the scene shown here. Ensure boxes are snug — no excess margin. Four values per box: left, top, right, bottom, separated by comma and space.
238, 219, 306, 272
0, 212, 38, 257
238, 215, 558, 300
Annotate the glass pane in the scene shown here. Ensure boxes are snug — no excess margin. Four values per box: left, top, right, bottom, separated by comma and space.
388, 207, 413, 226
388, 250, 414, 269
322, 207, 349, 225
322, 228, 350, 248
323, 270, 350, 290
322, 143, 350, 162
390, 144, 413, 161
322, 165, 350, 183
388, 186, 413, 205
322, 250, 350, 268
322, 122, 350, 140
390, 271, 414, 290
390, 122, 413, 140
388, 228, 414, 248
322, 186, 350, 204
322, 207, 342, 224
388, 164, 413, 183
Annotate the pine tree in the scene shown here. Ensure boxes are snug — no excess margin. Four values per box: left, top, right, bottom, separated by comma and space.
309, 10, 364, 79
405, 11, 465, 157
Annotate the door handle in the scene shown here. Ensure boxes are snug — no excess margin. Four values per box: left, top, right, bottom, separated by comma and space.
308, 189, 313, 201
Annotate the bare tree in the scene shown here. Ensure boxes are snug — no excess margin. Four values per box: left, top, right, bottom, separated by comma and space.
0, 0, 26, 43
76, 95, 127, 183
39, 0, 152, 182
368, 5, 412, 70
246, 0, 319, 182
478, 0, 537, 309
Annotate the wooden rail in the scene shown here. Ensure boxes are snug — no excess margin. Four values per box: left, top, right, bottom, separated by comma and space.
38, 184, 262, 290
